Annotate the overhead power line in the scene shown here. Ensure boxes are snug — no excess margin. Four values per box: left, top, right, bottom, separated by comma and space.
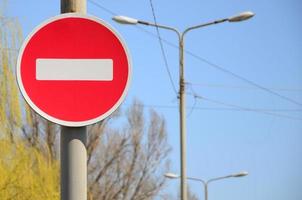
88, 0, 302, 107
148, 0, 178, 95
186, 56, 302, 107
121, 102, 302, 121
187, 82, 302, 92
88, 0, 116, 15
186, 85, 302, 121
193, 94, 302, 121
130, 103, 302, 112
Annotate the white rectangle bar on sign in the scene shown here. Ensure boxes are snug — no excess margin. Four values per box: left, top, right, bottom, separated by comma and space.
36, 59, 113, 81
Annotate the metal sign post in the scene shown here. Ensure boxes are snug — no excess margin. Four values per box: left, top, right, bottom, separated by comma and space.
61, 1, 87, 200
61, 127, 87, 200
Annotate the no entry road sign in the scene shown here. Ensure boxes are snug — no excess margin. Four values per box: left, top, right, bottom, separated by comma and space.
17, 14, 131, 127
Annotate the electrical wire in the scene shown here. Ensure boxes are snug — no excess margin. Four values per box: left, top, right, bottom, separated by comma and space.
88, 0, 116, 15
193, 94, 302, 121
187, 56, 302, 107
122, 103, 302, 112
186, 84, 302, 120
148, 0, 178, 95
186, 97, 197, 117
187, 82, 302, 92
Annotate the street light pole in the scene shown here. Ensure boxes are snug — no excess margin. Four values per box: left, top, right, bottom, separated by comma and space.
204, 183, 208, 200
179, 31, 187, 200
113, 12, 254, 200
165, 171, 249, 200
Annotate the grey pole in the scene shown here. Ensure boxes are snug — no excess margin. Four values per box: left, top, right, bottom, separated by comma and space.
204, 183, 208, 200
61, 127, 87, 200
179, 34, 187, 200
60, 1, 87, 200
61, 0, 86, 13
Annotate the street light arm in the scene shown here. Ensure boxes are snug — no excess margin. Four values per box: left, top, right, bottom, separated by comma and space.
207, 175, 233, 184
137, 20, 181, 39
206, 171, 248, 184
183, 18, 228, 36
112, 15, 181, 39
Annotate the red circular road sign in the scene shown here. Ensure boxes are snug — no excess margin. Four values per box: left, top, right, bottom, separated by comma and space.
17, 14, 131, 127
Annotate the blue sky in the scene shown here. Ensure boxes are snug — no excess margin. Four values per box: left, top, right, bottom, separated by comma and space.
6, 0, 302, 199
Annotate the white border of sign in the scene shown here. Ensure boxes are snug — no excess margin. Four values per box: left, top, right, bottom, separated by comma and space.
16, 13, 132, 127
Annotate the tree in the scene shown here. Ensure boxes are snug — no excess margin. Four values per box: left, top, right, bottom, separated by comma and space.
186, 186, 199, 200
88, 101, 170, 200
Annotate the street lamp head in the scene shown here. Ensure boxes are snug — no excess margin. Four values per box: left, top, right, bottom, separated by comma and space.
228, 11, 255, 22
165, 173, 180, 179
112, 16, 138, 25
232, 171, 249, 177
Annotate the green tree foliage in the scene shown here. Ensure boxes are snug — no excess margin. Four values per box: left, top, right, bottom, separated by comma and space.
0, 137, 59, 199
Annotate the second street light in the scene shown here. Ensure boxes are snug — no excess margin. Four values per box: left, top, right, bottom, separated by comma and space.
113, 11, 254, 200
165, 171, 249, 200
